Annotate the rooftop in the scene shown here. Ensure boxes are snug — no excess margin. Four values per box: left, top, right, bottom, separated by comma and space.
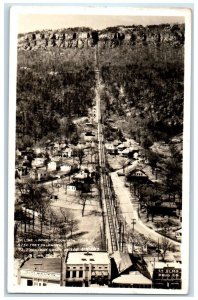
20, 258, 61, 273
111, 251, 133, 274
144, 259, 181, 269
112, 271, 152, 285
66, 251, 110, 265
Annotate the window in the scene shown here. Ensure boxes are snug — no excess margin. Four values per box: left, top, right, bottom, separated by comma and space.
86, 267, 89, 270
27, 280, 33, 286
66, 271, 70, 278
43, 283, 47, 286
73, 267, 76, 269
79, 271, 83, 278
72, 271, 76, 278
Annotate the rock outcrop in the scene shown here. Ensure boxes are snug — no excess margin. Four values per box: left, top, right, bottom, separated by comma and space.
17, 24, 184, 50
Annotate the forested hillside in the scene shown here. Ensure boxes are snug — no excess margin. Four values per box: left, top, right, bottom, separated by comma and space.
99, 43, 184, 146
16, 23, 184, 150
16, 48, 96, 148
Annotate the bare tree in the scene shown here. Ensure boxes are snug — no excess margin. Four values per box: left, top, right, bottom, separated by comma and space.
79, 192, 88, 217
38, 196, 50, 235
68, 219, 79, 238
77, 147, 84, 166
120, 158, 128, 174
16, 179, 52, 231
160, 237, 172, 261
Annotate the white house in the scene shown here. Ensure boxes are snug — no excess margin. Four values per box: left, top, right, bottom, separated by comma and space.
66, 182, 83, 195
120, 148, 130, 156
60, 165, 71, 173
47, 161, 57, 171
105, 143, 117, 154
30, 169, 48, 181
66, 183, 77, 193
32, 158, 46, 168
72, 171, 88, 182
62, 148, 73, 158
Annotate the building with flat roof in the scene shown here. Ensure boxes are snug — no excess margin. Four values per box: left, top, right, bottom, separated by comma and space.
144, 259, 182, 289
65, 251, 111, 287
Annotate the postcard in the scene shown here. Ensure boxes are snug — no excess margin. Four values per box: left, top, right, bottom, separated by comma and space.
8, 5, 191, 294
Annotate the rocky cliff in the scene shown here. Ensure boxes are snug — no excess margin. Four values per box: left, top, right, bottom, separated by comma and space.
17, 24, 184, 50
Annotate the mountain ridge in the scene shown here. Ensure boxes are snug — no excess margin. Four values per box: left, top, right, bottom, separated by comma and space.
17, 23, 184, 50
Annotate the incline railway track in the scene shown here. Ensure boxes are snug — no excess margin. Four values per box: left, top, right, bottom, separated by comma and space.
95, 45, 119, 253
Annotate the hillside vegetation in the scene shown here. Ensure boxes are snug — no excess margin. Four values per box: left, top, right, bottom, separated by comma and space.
16, 47, 96, 148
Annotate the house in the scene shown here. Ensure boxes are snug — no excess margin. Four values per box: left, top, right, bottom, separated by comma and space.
32, 158, 46, 168
131, 169, 147, 178
47, 161, 57, 171
120, 148, 130, 157
113, 140, 122, 147
175, 228, 182, 241
66, 182, 83, 194
111, 251, 133, 277
72, 171, 88, 183
62, 148, 73, 158
65, 251, 111, 287
18, 258, 61, 286
60, 164, 71, 173
30, 169, 49, 181
84, 132, 96, 142
53, 142, 60, 150
105, 143, 117, 155
126, 169, 149, 183
15, 166, 28, 178
112, 271, 152, 288
111, 252, 152, 288
117, 143, 126, 153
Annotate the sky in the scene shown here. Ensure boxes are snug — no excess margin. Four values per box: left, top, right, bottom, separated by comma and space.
18, 14, 184, 33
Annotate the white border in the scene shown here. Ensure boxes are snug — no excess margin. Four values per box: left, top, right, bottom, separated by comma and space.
8, 5, 192, 295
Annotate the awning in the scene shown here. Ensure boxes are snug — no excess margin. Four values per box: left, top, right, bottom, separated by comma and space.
112, 271, 152, 285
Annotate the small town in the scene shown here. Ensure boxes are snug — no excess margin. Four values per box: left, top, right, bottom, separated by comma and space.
14, 22, 183, 290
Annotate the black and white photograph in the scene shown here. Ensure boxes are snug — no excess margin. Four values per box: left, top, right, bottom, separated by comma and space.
8, 6, 191, 294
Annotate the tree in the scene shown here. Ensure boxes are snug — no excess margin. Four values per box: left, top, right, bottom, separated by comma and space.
146, 150, 160, 173
38, 199, 50, 235
165, 156, 182, 201
16, 179, 51, 232
160, 237, 172, 261
79, 192, 89, 217
68, 219, 79, 238
120, 158, 128, 174
77, 147, 85, 166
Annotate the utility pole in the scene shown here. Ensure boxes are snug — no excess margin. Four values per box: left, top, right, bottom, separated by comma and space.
131, 218, 136, 232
